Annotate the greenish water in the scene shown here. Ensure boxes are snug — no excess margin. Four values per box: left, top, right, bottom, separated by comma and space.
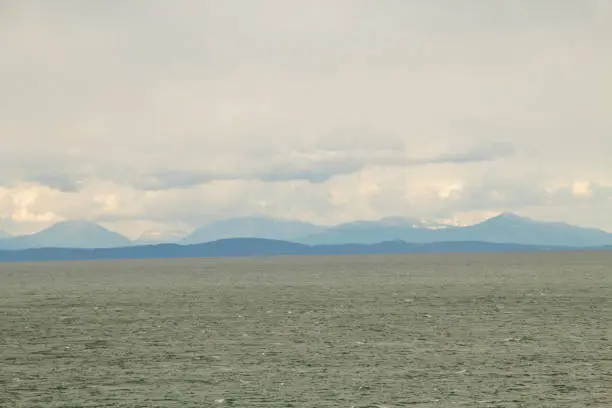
1, 253, 611, 407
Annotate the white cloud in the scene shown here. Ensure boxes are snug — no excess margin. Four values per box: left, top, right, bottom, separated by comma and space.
572, 181, 592, 197
0, 0, 611, 236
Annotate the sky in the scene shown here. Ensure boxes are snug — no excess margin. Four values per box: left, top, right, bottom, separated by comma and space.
0, 0, 611, 239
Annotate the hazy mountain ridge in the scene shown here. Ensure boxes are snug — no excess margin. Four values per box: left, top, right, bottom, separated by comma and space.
0, 237, 584, 263
441, 212, 612, 247
180, 213, 612, 247
0, 220, 132, 250
299, 213, 612, 247
1, 213, 612, 251
180, 216, 326, 244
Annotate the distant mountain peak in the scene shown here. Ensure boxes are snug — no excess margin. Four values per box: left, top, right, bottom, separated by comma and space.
47, 219, 104, 230
0, 219, 131, 250
484, 212, 533, 223
495, 211, 524, 219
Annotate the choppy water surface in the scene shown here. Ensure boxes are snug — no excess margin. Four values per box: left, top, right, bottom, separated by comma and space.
1, 253, 611, 407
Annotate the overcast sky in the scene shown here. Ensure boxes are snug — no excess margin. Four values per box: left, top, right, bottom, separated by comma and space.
1, 0, 611, 238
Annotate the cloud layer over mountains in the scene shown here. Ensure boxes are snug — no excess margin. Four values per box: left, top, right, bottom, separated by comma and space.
1, 1, 611, 238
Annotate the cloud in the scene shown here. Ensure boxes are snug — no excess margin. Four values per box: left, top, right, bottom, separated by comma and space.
123, 141, 516, 190
27, 173, 84, 193
0, 1, 611, 235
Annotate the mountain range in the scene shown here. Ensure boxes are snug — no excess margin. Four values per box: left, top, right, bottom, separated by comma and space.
1, 212, 612, 252
0, 238, 586, 263
177, 213, 612, 248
